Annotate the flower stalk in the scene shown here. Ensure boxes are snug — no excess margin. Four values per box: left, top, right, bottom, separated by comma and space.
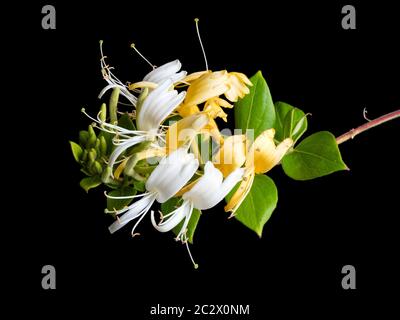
336, 109, 400, 145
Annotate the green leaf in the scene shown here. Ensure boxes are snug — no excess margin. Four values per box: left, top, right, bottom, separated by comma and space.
282, 131, 348, 180
234, 71, 275, 138
80, 176, 102, 193
227, 175, 278, 238
118, 113, 136, 130
70, 141, 83, 162
161, 197, 201, 244
274, 101, 307, 143
106, 187, 136, 212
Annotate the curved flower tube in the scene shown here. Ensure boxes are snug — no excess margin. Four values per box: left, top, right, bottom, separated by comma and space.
150, 161, 243, 267
143, 59, 187, 85
108, 148, 199, 235
224, 129, 293, 216
151, 162, 243, 238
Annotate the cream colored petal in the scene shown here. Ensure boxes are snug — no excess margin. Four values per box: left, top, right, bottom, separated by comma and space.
182, 70, 211, 83
183, 70, 229, 106
247, 129, 293, 174
224, 168, 254, 214
213, 135, 247, 177
166, 114, 209, 153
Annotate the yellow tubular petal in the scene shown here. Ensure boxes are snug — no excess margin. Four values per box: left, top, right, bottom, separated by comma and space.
183, 70, 211, 83
174, 177, 200, 196
184, 70, 229, 106
114, 158, 128, 179
201, 118, 223, 143
203, 102, 228, 122
231, 72, 252, 86
248, 129, 293, 174
128, 81, 158, 90
224, 168, 254, 214
224, 72, 252, 102
176, 104, 201, 118
213, 135, 247, 177
166, 114, 209, 153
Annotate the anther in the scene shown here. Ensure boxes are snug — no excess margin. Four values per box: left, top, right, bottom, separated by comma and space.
130, 43, 155, 69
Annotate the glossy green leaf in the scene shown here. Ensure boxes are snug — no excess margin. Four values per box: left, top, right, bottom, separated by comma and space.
274, 101, 307, 143
106, 187, 136, 212
282, 131, 348, 180
70, 141, 83, 162
161, 197, 201, 244
234, 71, 275, 138
227, 175, 278, 237
80, 176, 102, 193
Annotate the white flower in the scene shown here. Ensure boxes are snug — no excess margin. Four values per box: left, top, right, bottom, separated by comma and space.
151, 161, 244, 238
83, 78, 186, 172
136, 79, 186, 132
107, 148, 199, 235
143, 59, 187, 85
105, 78, 186, 169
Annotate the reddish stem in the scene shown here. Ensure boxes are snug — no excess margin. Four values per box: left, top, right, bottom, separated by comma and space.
336, 109, 400, 144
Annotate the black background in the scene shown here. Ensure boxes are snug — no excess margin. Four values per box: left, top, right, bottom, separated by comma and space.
6, 1, 399, 317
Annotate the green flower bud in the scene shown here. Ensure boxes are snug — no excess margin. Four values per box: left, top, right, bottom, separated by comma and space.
88, 148, 97, 165
87, 125, 97, 148
101, 166, 113, 184
79, 130, 89, 145
94, 161, 103, 175
99, 103, 107, 122
95, 138, 101, 155
109, 88, 119, 124
81, 149, 88, 162
100, 135, 107, 156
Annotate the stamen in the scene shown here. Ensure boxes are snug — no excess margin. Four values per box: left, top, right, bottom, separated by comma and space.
184, 234, 199, 269
131, 43, 155, 69
194, 18, 208, 71
104, 191, 150, 199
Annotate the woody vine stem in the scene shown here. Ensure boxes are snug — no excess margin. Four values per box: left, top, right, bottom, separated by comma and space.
336, 109, 400, 144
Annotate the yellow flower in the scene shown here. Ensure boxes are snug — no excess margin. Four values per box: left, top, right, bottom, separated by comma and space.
203, 97, 233, 122
224, 129, 293, 215
182, 71, 230, 107
165, 113, 210, 153
213, 135, 247, 177
177, 70, 252, 117
224, 72, 252, 102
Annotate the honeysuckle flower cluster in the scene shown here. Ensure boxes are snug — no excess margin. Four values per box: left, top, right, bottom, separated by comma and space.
72, 35, 294, 268
70, 21, 399, 268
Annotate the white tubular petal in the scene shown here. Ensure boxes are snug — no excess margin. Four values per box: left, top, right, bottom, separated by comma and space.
99, 84, 137, 107
201, 167, 244, 209
108, 193, 156, 234
145, 149, 199, 203
150, 91, 186, 130
143, 60, 183, 84
151, 200, 190, 232
183, 162, 244, 210
146, 147, 188, 190
175, 201, 194, 239
155, 155, 199, 203
170, 71, 187, 84
137, 79, 174, 131
108, 135, 147, 169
